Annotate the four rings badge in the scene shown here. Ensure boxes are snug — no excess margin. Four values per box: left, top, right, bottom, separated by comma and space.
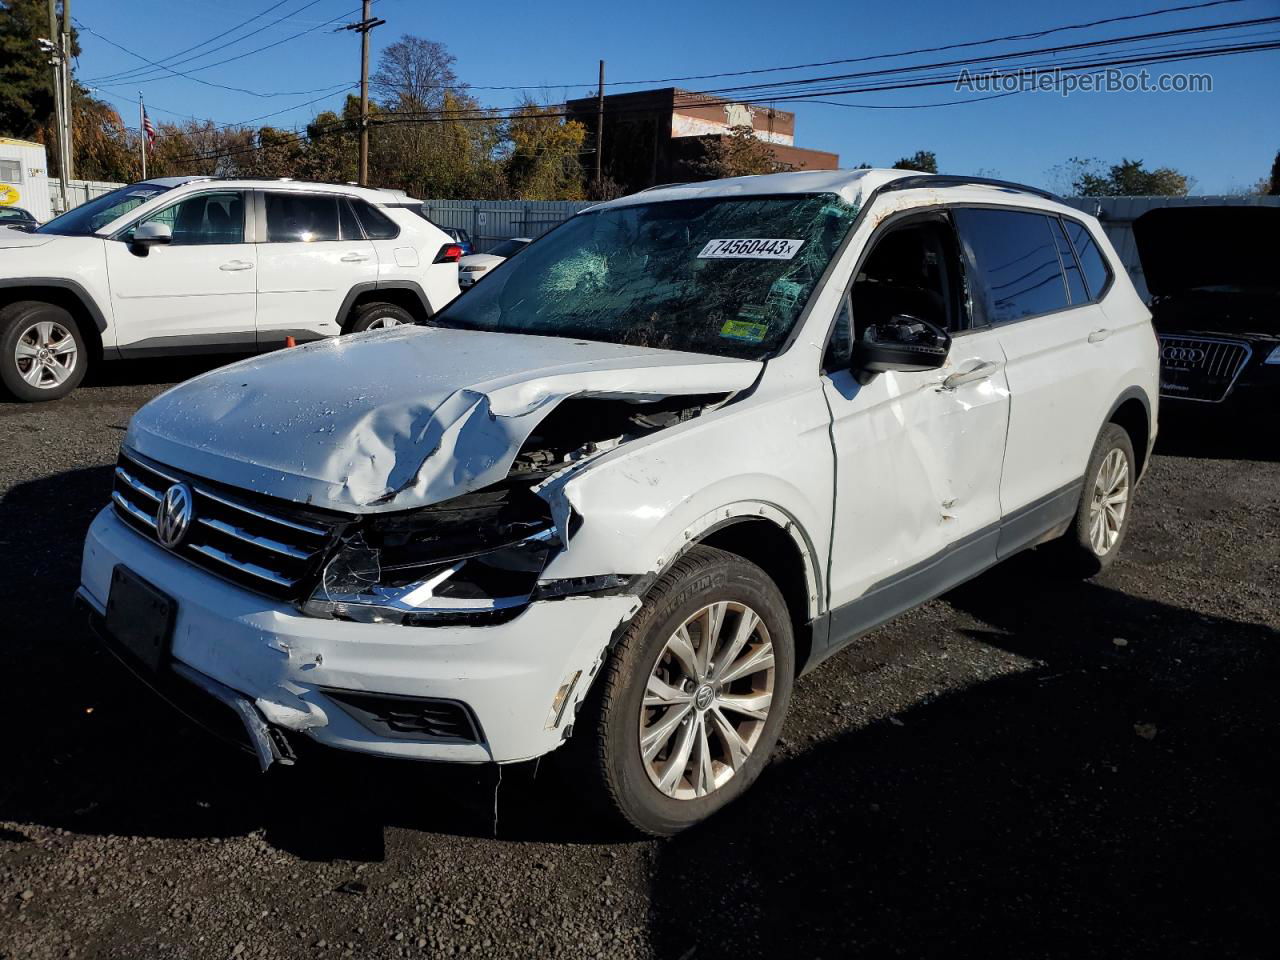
1161, 346, 1205, 363
155, 482, 194, 549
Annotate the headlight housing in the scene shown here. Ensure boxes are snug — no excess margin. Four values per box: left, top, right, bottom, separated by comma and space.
1264, 344, 1280, 365
303, 482, 559, 625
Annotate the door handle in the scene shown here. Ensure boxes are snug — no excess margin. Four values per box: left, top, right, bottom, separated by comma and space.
219, 260, 253, 272
340, 253, 371, 263
939, 360, 999, 392
1088, 328, 1112, 343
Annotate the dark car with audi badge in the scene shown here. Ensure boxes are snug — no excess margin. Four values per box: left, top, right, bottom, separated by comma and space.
1134, 205, 1280, 412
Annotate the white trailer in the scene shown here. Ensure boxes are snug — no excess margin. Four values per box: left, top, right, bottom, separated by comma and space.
0, 137, 53, 223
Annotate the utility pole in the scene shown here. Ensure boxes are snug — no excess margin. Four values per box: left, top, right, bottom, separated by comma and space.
61, 0, 73, 181
42, 0, 69, 206
595, 60, 605, 191
344, 1, 385, 186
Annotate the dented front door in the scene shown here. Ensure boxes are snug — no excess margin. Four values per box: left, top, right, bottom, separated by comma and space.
821, 325, 1010, 627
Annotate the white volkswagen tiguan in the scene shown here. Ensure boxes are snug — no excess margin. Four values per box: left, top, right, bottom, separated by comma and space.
78, 169, 1158, 835
0, 177, 462, 401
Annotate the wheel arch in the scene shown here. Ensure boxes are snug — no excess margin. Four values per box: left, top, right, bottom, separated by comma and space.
336, 281, 431, 331
0, 280, 106, 361
1104, 386, 1153, 479
656, 503, 824, 675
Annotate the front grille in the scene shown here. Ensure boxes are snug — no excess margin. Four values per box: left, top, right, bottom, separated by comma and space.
323, 689, 482, 744
1157, 335, 1252, 403
111, 450, 345, 599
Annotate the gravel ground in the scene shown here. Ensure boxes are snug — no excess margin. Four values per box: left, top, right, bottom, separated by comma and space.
1, 360, 1276, 959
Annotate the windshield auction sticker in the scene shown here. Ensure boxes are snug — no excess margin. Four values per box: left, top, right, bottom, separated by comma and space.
698, 238, 804, 260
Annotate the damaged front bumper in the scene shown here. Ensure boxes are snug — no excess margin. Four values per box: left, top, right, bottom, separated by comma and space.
80, 507, 640, 767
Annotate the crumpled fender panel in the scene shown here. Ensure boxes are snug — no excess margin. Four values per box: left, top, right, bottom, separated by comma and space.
124, 326, 761, 513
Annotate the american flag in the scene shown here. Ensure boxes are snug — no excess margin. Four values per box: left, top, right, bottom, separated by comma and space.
142, 106, 156, 151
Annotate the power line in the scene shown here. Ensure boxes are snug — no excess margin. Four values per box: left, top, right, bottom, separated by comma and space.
166, 37, 1280, 164
669, 14, 1280, 102
72, 6, 369, 97
83, 0, 308, 83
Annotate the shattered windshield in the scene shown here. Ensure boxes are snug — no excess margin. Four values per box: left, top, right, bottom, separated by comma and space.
432, 193, 860, 359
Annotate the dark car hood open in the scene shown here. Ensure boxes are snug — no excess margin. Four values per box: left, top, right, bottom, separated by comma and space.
1133, 206, 1279, 299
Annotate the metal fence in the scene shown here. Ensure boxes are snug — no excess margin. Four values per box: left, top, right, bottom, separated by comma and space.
49, 178, 126, 215
419, 199, 592, 253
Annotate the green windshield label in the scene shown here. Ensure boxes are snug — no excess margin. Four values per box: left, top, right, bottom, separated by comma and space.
720, 319, 769, 342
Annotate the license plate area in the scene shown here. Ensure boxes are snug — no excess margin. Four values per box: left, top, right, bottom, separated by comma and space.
106, 565, 175, 672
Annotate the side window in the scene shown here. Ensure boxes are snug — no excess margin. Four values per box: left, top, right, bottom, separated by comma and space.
850, 217, 970, 338
1051, 217, 1089, 304
338, 199, 363, 241
265, 193, 340, 243
136, 191, 245, 245
1061, 218, 1113, 300
349, 198, 399, 240
953, 208, 1069, 323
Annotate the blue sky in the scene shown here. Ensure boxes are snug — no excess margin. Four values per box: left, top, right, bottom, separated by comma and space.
72, 0, 1280, 193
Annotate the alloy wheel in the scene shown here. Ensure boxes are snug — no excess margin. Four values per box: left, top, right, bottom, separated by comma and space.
1088, 447, 1130, 555
639, 601, 775, 800
364, 315, 405, 330
14, 320, 77, 390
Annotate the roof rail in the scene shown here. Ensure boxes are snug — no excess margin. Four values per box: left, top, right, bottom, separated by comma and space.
882, 174, 1064, 205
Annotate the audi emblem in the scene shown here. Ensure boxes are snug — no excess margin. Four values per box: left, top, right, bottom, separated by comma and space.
1161, 346, 1205, 363
155, 482, 194, 549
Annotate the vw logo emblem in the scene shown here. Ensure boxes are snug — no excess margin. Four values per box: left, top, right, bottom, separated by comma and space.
155, 483, 194, 549
1161, 346, 1205, 363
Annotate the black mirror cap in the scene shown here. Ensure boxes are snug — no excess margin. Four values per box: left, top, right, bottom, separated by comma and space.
853, 315, 951, 375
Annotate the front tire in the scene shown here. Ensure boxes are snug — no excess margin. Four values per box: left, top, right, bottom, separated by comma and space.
573, 545, 794, 836
0, 301, 88, 402
345, 301, 416, 333
1053, 422, 1136, 576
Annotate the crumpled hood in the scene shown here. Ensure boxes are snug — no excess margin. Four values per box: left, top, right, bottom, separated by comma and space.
125, 326, 762, 513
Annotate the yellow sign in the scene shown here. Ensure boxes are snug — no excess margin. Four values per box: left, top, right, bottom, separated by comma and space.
0, 185, 20, 206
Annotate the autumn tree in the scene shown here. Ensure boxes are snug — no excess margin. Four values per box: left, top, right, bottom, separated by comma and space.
504, 99, 586, 200
685, 125, 781, 180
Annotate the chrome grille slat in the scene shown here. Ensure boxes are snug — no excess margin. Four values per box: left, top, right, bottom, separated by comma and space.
1157, 335, 1251, 403
110, 451, 342, 598
115, 466, 161, 501
112, 490, 156, 528
188, 544, 296, 588
195, 516, 315, 560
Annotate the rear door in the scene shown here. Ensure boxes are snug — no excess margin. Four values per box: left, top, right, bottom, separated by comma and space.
104, 189, 256, 352
253, 190, 377, 345
953, 207, 1109, 555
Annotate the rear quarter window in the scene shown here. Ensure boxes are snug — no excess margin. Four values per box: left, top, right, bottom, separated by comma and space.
1061, 218, 1113, 300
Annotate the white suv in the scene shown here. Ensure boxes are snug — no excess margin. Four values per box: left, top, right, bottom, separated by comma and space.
77, 169, 1158, 835
0, 177, 462, 401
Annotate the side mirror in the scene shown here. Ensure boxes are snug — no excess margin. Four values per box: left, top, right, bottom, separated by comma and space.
853, 315, 951, 381
131, 221, 173, 246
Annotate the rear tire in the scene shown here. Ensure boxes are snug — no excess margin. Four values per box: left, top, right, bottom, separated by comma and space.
345, 301, 416, 333
1052, 422, 1136, 576
0, 300, 88, 402
569, 545, 794, 836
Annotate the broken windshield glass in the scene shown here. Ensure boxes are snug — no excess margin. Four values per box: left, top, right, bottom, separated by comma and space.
432, 193, 860, 359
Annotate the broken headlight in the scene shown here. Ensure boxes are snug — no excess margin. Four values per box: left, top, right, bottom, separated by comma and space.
303, 483, 560, 625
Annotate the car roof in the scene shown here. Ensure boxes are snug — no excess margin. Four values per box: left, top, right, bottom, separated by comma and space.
138, 176, 420, 204
592, 168, 1076, 218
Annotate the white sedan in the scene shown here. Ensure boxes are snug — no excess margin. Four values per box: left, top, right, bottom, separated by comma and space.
457, 237, 531, 287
